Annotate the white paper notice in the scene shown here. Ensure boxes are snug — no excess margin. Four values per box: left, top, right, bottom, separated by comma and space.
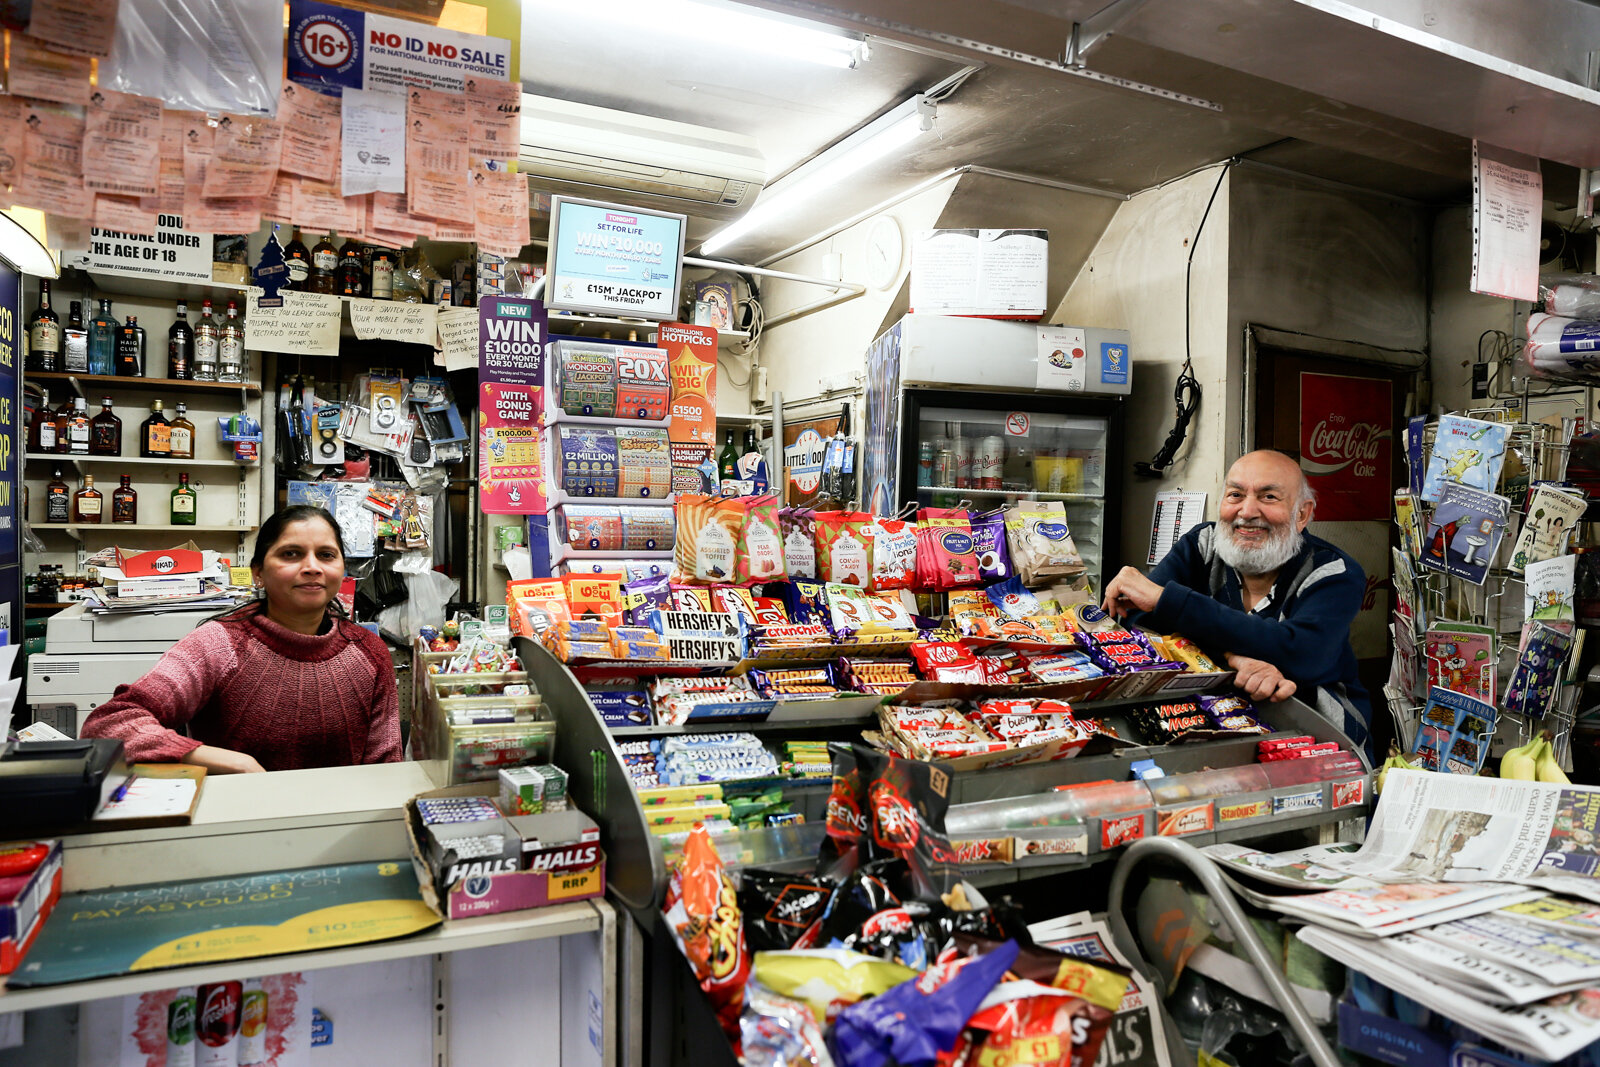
341, 88, 406, 197
911, 228, 1048, 316
245, 289, 343, 357
1037, 324, 1088, 391
1471, 140, 1542, 302
1148, 491, 1208, 565
349, 298, 437, 344
436, 306, 480, 370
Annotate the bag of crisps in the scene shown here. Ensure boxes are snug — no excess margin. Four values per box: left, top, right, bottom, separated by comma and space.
915, 508, 982, 591
664, 823, 750, 1037
815, 511, 874, 588
870, 517, 918, 593
739, 494, 788, 585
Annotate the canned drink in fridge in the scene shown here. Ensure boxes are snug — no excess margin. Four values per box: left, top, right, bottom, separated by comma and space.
933, 447, 957, 490
976, 436, 1005, 490
167, 988, 197, 1067
239, 979, 269, 1065
195, 980, 242, 1067
953, 435, 973, 488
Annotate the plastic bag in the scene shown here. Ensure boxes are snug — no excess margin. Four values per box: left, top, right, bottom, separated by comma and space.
740, 981, 835, 1067
103, 0, 283, 117
1540, 272, 1600, 319
1525, 312, 1600, 381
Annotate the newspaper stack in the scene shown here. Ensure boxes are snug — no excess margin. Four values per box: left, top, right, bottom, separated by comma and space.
1205, 769, 1600, 1061
1029, 910, 1172, 1067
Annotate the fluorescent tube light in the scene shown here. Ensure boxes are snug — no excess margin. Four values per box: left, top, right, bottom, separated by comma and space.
528, 0, 863, 68
700, 95, 934, 256
0, 208, 58, 279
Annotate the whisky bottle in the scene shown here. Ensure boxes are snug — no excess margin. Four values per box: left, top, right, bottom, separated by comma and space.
26, 279, 59, 372
73, 474, 103, 524
28, 389, 56, 453
44, 468, 69, 523
168, 301, 194, 380
51, 393, 74, 454
309, 232, 338, 294
62, 301, 88, 373
170, 472, 197, 525
338, 236, 365, 297
116, 316, 145, 377
140, 400, 171, 458
284, 228, 311, 290
89, 396, 121, 456
169, 403, 195, 460
64, 396, 90, 456
111, 474, 137, 524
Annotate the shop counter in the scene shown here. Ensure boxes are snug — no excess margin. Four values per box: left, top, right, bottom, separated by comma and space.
0, 760, 621, 1067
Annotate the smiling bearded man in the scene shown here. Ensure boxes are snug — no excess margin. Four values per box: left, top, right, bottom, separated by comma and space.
1101, 450, 1372, 753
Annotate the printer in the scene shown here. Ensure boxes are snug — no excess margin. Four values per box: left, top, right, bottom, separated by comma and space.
27, 604, 215, 736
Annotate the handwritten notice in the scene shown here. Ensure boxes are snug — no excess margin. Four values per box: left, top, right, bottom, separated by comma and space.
350, 299, 437, 345
1471, 139, 1542, 302
245, 289, 342, 357
437, 307, 480, 370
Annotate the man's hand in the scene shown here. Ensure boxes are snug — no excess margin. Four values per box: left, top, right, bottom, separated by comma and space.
1102, 566, 1163, 618
183, 745, 266, 774
1225, 653, 1298, 702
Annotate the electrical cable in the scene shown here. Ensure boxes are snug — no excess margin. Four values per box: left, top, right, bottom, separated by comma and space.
1135, 159, 1233, 478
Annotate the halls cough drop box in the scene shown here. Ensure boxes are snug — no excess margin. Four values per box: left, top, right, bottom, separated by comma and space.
406, 783, 605, 920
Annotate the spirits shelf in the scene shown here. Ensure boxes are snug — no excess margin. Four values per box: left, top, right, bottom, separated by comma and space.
26, 453, 256, 468
61, 266, 251, 303
27, 371, 261, 398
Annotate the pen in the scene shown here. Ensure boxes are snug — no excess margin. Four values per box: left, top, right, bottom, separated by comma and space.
108, 775, 136, 804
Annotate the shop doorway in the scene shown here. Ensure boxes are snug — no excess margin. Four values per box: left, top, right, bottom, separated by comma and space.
1249, 339, 1420, 757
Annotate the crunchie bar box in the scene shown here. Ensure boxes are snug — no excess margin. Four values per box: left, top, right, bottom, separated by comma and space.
406, 784, 605, 920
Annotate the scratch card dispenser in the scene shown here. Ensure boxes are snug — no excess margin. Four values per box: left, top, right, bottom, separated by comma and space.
555, 342, 618, 417
615, 345, 670, 421
560, 427, 619, 497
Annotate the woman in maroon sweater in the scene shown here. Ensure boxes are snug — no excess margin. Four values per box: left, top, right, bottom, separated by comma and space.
80, 506, 401, 773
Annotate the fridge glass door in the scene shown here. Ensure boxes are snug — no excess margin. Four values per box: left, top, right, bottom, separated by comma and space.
912, 406, 1109, 583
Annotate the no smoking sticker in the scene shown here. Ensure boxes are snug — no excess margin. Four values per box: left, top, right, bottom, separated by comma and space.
1005, 412, 1030, 436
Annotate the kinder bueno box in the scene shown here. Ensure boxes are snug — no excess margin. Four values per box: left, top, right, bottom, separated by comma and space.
659, 322, 718, 446
407, 786, 605, 920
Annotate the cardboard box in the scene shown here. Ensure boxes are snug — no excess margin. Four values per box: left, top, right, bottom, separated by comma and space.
407, 784, 605, 920
114, 543, 205, 577
0, 840, 62, 975
1336, 994, 1449, 1066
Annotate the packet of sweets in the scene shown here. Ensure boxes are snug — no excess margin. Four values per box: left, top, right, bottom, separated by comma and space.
915, 508, 981, 590
784, 579, 829, 625
986, 576, 1043, 619
833, 941, 1019, 1067
826, 582, 874, 636
664, 823, 750, 1037
508, 578, 569, 637
782, 507, 819, 580
713, 585, 760, 626
740, 494, 788, 584
862, 592, 915, 634
970, 508, 1013, 582
670, 584, 714, 612
563, 572, 625, 627
622, 573, 671, 625
870, 517, 918, 593
1004, 500, 1086, 586
815, 510, 874, 587
947, 589, 999, 636
674, 494, 746, 584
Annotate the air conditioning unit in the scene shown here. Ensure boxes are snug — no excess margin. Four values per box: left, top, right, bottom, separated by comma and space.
519, 93, 767, 225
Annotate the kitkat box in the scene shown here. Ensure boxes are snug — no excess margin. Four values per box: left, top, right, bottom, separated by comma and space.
0, 840, 63, 974
406, 784, 604, 920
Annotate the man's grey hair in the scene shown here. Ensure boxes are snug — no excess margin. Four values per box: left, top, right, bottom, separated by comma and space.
1296, 475, 1317, 514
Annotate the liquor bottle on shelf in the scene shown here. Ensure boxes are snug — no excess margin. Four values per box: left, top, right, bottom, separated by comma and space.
62, 301, 88, 373
116, 316, 145, 377
217, 300, 244, 382
309, 232, 338, 294
192, 299, 219, 382
89, 396, 121, 456
73, 474, 102, 524
88, 298, 117, 375
44, 468, 69, 523
111, 474, 137, 524
52, 393, 74, 454
338, 236, 365, 297
29, 389, 57, 453
169, 403, 195, 460
26, 279, 60, 373
140, 400, 172, 458
171, 472, 197, 526
168, 301, 194, 380
64, 397, 90, 456
717, 429, 739, 483
283, 228, 311, 291
370, 248, 396, 299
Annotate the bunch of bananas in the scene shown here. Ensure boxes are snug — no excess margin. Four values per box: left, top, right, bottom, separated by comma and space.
1500, 732, 1570, 784
1376, 748, 1419, 794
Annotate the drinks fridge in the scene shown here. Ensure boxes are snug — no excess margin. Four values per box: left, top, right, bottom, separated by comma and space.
863, 314, 1130, 589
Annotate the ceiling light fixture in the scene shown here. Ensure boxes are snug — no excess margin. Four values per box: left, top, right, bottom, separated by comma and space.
0, 208, 58, 279
533, 0, 864, 68
700, 94, 935, 256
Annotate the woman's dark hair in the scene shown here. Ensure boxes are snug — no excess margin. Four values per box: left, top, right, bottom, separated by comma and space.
252, 505, 347, 570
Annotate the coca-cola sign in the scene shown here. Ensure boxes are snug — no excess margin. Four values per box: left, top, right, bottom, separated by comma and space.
1299, 372, 1392, 521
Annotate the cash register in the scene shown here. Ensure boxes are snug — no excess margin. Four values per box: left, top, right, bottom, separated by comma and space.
27, 604, 214, 736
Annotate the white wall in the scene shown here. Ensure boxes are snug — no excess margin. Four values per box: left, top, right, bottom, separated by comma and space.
1056, 166, 1233, 573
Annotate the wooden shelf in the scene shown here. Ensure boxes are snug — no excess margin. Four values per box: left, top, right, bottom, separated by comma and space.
24, 602, 74, 610
27, 371, 261, 397
32, 523, 258, 532
26, 453, 254, 469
